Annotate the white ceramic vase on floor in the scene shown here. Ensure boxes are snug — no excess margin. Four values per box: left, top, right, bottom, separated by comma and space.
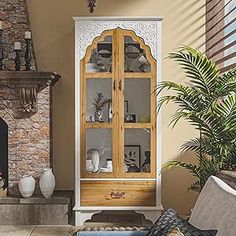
18, 175, 35, 198
39, 168, 55, 199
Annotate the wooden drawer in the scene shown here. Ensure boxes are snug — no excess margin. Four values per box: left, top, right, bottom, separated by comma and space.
80, 181, 156, 206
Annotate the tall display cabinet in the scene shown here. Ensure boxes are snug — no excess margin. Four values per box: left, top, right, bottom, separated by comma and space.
74, 17, 163, 226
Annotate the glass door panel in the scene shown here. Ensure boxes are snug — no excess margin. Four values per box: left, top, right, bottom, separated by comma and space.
124, 36, 151, 73
124, 128, 151, 174
86, 36, 113, 73
124, 79, 151, 124
86, 128, 113, 174
86, 78, 112, 123
82, 31, 118, 178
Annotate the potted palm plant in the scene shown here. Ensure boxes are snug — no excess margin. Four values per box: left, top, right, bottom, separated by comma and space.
158, 46, 236, 192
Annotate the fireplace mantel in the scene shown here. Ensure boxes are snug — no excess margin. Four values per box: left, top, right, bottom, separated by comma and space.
0, 71, 61, 113
0, 71, 61, 87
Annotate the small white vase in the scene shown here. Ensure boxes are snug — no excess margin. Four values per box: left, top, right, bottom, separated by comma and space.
18, 175, 35, 198
86, 159, 94, 172
91, 149, 100, 172
39, 168, 55, 199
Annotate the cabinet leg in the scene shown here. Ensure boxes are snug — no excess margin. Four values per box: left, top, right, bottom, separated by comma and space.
135, 210, 162, 224
75, 210, 101, 226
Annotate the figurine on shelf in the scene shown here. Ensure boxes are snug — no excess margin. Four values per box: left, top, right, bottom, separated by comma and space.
92, 92, 109, 122
142, 151, 151, 173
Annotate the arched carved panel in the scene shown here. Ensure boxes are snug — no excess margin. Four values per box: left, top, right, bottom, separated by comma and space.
77, 21, 158, 60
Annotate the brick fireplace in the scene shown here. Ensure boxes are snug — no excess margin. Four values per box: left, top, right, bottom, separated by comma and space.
0, 81, 58, 195
0, 0, 60, 195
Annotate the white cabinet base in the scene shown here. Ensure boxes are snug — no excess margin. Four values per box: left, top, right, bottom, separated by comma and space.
74, 209, 163, 226
75, 210, 101, 226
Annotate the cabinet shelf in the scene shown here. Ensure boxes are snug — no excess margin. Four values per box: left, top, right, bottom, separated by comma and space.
86, 122, 112, 129
86, 72, 112, 79
86, 72, 152, 79
124, 72, 152, 79
124, 123, 152, 129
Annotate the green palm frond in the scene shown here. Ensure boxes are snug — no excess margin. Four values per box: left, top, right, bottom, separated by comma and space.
169, 47, 220, 96
158, 46, 236, 192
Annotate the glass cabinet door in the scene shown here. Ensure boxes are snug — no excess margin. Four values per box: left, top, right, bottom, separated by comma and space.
81, 32, 118, 178
80, 28, 157, 179
118, 30, 156, 178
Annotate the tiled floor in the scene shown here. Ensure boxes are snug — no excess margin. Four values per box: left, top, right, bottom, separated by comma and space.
0, 211, 152, 235
0, 225, 76, 236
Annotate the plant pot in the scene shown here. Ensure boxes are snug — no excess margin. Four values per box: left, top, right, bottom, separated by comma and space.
39, 168, 55, 199
94, 111, 103, 122
18, 175, 35, 198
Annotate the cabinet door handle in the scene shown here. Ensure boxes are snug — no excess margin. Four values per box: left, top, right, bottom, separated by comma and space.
113, 80, 116, 91
119, 80, 122, 91
110, 191, 126, 199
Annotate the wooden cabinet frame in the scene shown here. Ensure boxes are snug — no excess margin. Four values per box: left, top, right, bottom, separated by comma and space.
74, 17, 163, 226
80, 28, 157, 179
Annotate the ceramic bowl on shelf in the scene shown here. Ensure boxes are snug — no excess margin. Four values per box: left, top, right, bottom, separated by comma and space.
86, 63, 100, 72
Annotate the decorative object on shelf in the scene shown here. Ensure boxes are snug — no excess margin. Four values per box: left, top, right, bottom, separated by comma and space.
128, 164, 140, 173
100, 158, 113, 172
18, 175, 35, 198
124, 145, 141, 172
138, 55, 151, 72
39, 168, 56, 198
24, 31, 32, 71
0, 21, 3, 71
14, 42, 21, 71
125, 113, 136, 123
86, 63, 100, 72
86, 159, 94, 172
142, 151, 151, 173
92, 92, 109, 122
124, 163, 129, 173
88, 0, 96, 13
87, 149, 100, 172
107, 99, 112, 123
108, 99, 129, 123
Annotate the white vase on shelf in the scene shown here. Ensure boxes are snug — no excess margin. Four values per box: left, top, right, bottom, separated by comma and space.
86, 159, 94, 172
39, 168, 55, 199
87, 149, 100, 172
18, 175, 35, 198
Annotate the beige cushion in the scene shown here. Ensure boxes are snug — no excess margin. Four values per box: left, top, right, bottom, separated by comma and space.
167, 228, 185, 236
189, 176, 236, 236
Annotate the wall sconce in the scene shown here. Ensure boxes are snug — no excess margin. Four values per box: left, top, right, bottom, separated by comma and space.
88, 0, 96, 13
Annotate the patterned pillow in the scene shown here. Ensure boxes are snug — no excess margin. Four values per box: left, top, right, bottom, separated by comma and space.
147, 208, 217, 236
167, 228, 185, 236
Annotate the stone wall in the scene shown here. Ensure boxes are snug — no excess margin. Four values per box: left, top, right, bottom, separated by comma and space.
0, 0, 51, 195
0, 86, 51, 195
0, 0, 36, 70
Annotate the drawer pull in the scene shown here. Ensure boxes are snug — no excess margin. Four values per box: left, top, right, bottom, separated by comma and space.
110, 191, 125, 199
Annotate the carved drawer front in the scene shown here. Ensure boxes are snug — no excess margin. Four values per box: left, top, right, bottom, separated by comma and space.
80, 181, 156, 206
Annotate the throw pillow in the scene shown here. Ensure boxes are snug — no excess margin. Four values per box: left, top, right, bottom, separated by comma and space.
167, 228, 185, 236
147, 208, 217, 236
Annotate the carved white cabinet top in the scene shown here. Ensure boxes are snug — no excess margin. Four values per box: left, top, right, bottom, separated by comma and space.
74, 17, 162, 60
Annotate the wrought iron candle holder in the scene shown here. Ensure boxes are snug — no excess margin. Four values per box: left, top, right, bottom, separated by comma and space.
0, 29, 3, 70
24, 38, 32, 71
14, 49, 21, 71
88, 0, 96, 13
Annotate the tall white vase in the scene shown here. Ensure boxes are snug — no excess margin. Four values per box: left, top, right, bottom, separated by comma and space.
18, 175, 35, 198
39, 168, 55, 199
91, 149, 99, 172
